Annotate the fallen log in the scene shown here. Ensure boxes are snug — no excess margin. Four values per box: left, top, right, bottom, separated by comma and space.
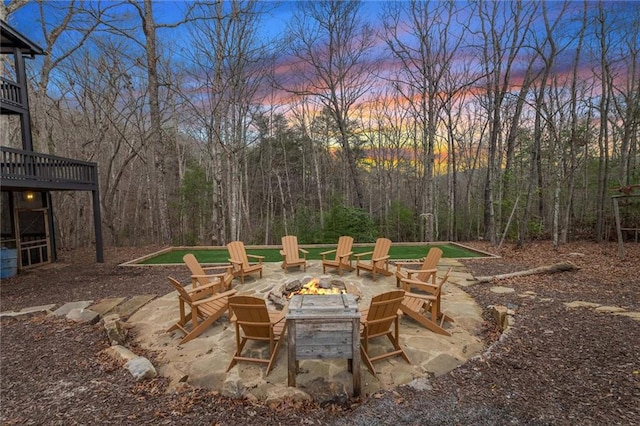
472, 262, 580, 284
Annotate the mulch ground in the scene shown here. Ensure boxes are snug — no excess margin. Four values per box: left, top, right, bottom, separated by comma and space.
1, 241, 639, 425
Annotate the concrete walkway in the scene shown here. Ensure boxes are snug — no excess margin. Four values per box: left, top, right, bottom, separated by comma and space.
128, 259, 485, 403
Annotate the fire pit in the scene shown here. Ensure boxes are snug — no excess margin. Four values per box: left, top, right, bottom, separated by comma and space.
286, 293, 361, 396
268, 276, 360, 310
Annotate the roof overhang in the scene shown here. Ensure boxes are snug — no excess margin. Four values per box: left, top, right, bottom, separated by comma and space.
1, 20, 45, 57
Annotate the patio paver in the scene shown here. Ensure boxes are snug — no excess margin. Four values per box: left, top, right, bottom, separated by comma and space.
128, 260, 485, 403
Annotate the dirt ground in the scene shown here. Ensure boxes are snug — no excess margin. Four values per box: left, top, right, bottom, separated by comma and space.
1, 241, 639, 425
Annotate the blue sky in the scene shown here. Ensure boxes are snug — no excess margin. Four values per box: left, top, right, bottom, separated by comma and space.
4, 0, 639, 104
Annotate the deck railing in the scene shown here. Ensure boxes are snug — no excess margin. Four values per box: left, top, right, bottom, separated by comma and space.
1, 147, 98, 190
0, 77, 22, 108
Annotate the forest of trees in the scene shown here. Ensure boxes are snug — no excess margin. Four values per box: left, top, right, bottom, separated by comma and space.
2, 0, 639, 249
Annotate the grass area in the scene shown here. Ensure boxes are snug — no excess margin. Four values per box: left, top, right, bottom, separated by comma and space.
136, 243, 486, 265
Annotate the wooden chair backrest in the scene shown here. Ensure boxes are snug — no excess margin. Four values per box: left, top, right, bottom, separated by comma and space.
372, 238, 391, 264
227, 241, 249, 269
168, 276, 193, 303
364, 290, 405, 336
183, 253, 209, 287
334, 236, 354, 261
416, 247, 442, 281
282, 235, 301, 261
228, 295, 272, 338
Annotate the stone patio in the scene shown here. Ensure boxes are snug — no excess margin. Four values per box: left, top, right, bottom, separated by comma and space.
128, 259, 486, 403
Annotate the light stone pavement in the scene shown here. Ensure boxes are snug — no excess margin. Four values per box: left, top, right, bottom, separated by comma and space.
128, 259, 485, 403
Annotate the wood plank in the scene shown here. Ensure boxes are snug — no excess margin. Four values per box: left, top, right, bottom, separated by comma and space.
296, 346, 353, 359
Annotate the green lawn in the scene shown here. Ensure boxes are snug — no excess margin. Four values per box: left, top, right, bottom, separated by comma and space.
136, 243, 486, 265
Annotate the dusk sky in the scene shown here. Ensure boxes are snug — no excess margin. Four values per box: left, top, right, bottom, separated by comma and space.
5, 1, 639, 114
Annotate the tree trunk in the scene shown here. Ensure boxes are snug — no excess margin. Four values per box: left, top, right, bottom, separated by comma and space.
473, 262, 580, 283
142, 0, 170, 244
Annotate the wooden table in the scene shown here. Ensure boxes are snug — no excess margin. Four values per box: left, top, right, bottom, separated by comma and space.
286, 294, 361, 396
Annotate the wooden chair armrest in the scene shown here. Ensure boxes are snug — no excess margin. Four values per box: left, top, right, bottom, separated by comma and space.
186, 280, 219, 294
229, 258, 243, 266
395, 261, 422, 267
406, 268, 437, 278
320, 249, 337, 256
279, 250, 285, 256
354, 251, 373, 260
192, 289, 237, 306
372, 255, 390, 262
401, 278, 438, 294
201, 266, 219, 272
246, 254, 264, 263
404, 291, 436, 302
338, 252, 353, 263
201, 264, 233, 272
190, 272, 226, 280
299, 248, 309, 254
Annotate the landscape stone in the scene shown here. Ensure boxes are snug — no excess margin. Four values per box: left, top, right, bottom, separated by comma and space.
424, 353, 462, 377
222, 369, 244, 398
102, 345, 138, 363
89, 297, 126, 316
52, 300, 93, 317
158, 364, 189, 387
614, 311, 640, 320
66, 308, 100, 324
406, 377, 433, 391
265, 386, 312, 406
0, 304, 56, 319
300, 376, 348, 405
102, 314, 126, 345
125, 357, 157, 381
488, 305, 508, 331
490, 286, 515, 294
108, 294, 156, 319
594, 305, 626, 313
564, 301, 601, 309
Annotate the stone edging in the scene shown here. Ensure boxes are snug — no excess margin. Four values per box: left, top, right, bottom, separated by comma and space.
0, 299, 160, 384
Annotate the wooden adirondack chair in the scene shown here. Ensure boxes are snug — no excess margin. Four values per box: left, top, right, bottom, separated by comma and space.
226, 295, 287, 375
320, 236, 355, 276
355, 237, 392, 281
399, 267, 453, 336
227, 241, 264, 284
280, 235, 308, 272
166, 277, 236, 345
183, 253, 234, 291
359, 290, 410, 376
394, 247, 442, 288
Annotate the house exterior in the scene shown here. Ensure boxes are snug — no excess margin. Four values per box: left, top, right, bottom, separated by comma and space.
1, 20, 103, 270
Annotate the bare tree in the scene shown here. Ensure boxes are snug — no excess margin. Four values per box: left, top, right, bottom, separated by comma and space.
179, 0, 270, 243
0, 0, 28, 20
521, 2, 569, 249
55, 42, 149, 245
559, 1, 590, 244
594, 2, 613, 242
25, 1, 105, 153
610, 7, 640, 188
381, 0, 467, 241
473, 0, 538, 243
284, 0, 375, 209
288, 96, 326, 227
